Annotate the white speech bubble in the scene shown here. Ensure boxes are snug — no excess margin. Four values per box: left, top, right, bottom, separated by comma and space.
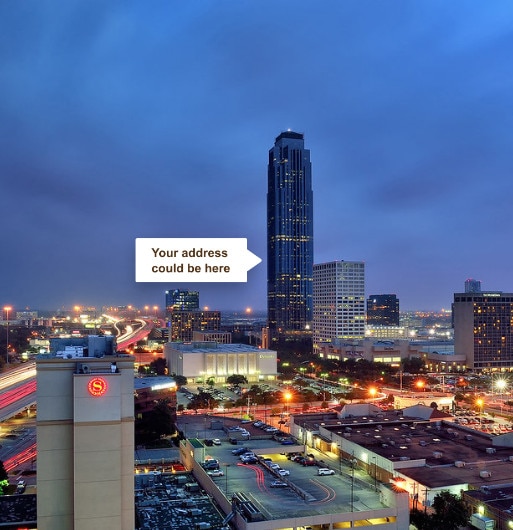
135, 238, 262, 283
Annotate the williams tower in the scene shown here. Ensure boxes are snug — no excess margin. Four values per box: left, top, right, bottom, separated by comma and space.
267, 131, 313, 341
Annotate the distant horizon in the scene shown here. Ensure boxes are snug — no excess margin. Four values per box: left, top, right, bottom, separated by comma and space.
3, 304, 454, 316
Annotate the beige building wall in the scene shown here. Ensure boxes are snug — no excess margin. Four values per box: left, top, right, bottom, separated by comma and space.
36, 356, 135, 530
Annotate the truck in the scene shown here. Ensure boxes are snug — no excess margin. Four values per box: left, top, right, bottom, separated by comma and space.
470, 513, 495, 530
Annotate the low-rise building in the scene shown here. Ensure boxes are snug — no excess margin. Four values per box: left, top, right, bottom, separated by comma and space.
164, 341, 277, 384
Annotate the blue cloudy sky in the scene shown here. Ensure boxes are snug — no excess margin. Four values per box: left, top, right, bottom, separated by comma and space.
1, 1, 512, 312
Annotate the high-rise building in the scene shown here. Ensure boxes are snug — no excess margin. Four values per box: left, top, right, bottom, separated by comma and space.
313, 261, 365, 354
267, 131, 313, 340
169, 310, 221, 342
465, 278, 482, 293
36, 353, 135, 530
165, 289, 199, 313
453, 290, 513, 370
366, 294, 400, 326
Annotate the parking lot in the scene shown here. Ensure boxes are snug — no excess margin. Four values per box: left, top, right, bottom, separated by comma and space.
196, 433, 385, 522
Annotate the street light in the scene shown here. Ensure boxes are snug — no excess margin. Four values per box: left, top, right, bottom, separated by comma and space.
476, 398, 484, 425
4, 306, 12, 365
495, 379, 507, 414
283, 391, 292, 430
415, 380, 425, 393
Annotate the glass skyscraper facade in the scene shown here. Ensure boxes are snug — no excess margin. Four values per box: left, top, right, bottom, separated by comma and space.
165, 289, 200, 314
267, 131, 313, 339
366, 294, 400, 326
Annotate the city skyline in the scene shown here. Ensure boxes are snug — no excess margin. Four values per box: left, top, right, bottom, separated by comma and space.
2, 2, 513, 312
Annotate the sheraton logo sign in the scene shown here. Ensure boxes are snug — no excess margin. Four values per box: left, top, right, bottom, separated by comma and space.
87, 377, 108, 397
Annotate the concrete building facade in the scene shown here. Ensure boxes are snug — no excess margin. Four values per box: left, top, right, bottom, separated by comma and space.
36, 354, 135, 530
164, 341, 277, 383
313, 260, 366, 354
453, 291, 513, 371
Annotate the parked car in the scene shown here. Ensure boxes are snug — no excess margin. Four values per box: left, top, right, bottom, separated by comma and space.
318, 468, 335, 476
207, 469, 224, 477
270, 480, 288, 488
278, 469, 290, 476
212, 438, 221, 445
203, 439, 214, 446
228, 438, 238, 445
281, 439, 295, 445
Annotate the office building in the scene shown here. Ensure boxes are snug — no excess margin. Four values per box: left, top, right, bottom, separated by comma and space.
465, 278, 482, 293
267, 131, 313, 340
165, 289, 199, 313
313, 260, 365, 354
169, 310, 221, 342
453, 290, 513, 371
366, 294, 399, 326
36, 353, 135, 530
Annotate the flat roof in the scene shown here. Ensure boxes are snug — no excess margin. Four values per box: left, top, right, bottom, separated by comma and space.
169, 343, 276, 354
296, 411, 513, 489
134, 376, 176, 391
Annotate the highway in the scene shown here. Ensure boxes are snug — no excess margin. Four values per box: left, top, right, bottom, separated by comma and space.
0, 316, 154, 424
102, 315, 154, 350
0, 363, 37, 422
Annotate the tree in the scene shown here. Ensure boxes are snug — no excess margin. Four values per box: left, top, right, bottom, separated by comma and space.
134, 398, 177, 445
172, 374, 188, 388
0, 460, 8, 494
227, 374, 248, 387
149, 357, 167, 375
410, 509, 433, 530
410, 491, 469, 530
430, 490, 469, 530
402, 357, 425, 374
187, 391, 218, 412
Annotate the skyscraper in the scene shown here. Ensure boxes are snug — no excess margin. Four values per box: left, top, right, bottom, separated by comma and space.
366, 294, 400, 326
464, 278, 482, 293
453, 290, 513, 370
313, 260, 366, 354
165, 289, 199, 313
267, 131, 313, 340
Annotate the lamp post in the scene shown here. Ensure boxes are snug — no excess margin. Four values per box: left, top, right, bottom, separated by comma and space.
283, 390, 292, 431
4, 306, 11, 365
372, 456, 377, 491
496, 379, 507, 415
476, 398, 484, 425
321, 372, 329, 402
351, 452, 355, 519
224, 463, 230, 495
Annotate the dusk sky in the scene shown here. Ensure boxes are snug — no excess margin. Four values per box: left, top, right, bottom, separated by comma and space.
2, 1, 513, 313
